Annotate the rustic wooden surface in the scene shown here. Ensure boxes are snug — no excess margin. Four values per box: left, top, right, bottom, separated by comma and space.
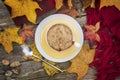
0, 0, 15, 28
0, 0, 96, 80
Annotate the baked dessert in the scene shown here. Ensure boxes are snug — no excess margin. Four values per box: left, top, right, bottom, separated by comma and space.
47, 24, 73, 51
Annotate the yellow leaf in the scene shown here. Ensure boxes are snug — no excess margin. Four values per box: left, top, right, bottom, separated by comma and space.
55, 0, 63, 10
91, 0, 95, 8
68, 0, 73, 9
79, 44, 95, 64
6, 27, 19, 35
100, 0, 120, 10
55, 0, 73, 10
67, 58, 88, 80
29, 43, 42, 62
42, 60, 59, 76
4, 0, 42, 24
67, 44, 95, 80
0, 27, 23, 53
23, 43, 42, 62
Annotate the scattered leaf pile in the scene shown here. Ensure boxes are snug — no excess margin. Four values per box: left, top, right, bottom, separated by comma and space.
67, 44, 95, 80
0, 27, 23, 53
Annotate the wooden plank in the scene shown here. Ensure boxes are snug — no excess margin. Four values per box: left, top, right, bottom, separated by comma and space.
0, 0, 15, 28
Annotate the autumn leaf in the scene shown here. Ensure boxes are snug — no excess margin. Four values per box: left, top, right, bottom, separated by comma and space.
68, 0, 73, 9
42, 60, 59, 76
84, 22, 100, 48
0, 27, 23, 53
4, 0, 42, 24
67, 54, 89, 80
55, 0, 73, 10
23, 43, 42, 62
79, 44, 95, 64
67, 44, 95, 80
81, 0, 95, 11
19, 24, 34, 41
57, 8, 81, 18
100, 0, 120, 10
22, 43, 59, 76
29, 43, 42, 62
55, 0, 63, 10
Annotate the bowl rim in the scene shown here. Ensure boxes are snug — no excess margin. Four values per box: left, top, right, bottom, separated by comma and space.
35, 14, 84, 62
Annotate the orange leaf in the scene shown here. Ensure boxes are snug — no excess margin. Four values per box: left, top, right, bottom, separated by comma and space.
57, 8, 81, 18
20, 24, 35, 41
84, 22, 100, 48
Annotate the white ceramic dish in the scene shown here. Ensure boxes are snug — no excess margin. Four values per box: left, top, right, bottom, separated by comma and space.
35, 14, 83, 62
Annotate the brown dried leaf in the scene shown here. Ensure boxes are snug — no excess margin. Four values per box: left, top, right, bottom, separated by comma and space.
57, 8, 81, 18
100, 0, 120, 10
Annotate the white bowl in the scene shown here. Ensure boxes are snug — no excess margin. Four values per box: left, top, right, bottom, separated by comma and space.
35, 14, 83, 62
